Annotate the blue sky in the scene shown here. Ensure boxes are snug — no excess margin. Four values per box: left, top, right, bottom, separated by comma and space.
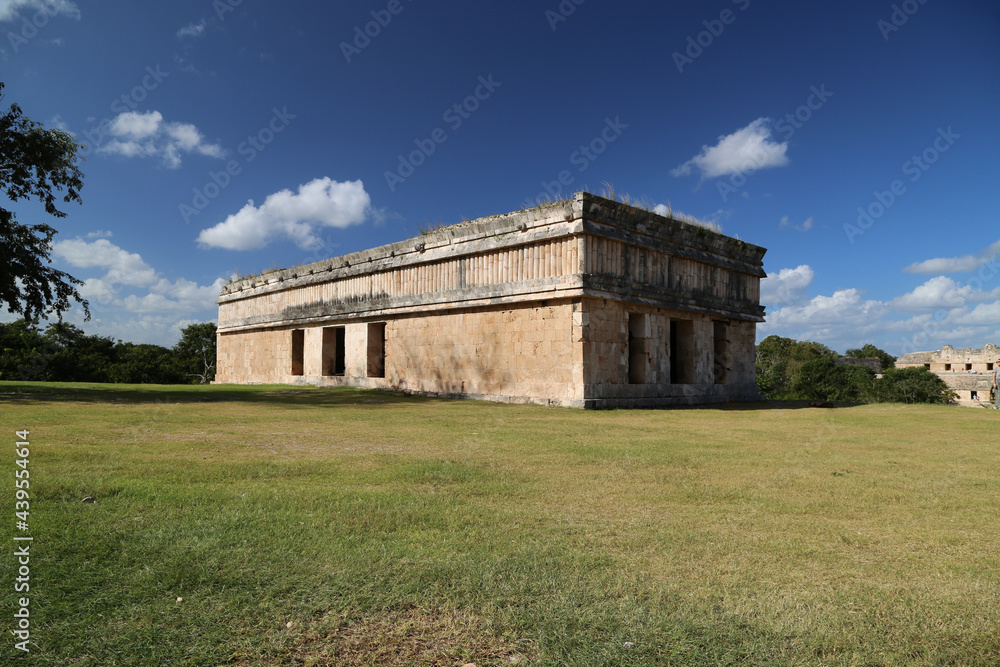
2, 0, 998, 356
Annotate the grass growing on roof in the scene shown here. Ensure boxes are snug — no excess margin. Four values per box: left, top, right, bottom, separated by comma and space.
2, 381, 999, 665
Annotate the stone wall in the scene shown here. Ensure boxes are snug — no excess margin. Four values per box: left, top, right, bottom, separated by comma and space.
217, 327, 292, 385
578, 298, 758, 407
218, 299, 582, 406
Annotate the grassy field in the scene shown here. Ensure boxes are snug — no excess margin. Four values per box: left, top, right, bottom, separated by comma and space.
2, 381, 999, 666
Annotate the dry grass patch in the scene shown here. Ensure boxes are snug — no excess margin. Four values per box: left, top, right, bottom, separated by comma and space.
240, 608, 534, 667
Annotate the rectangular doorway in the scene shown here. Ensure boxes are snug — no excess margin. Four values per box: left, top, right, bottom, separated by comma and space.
628, 313, 648, 384
291, 329, 304, 376
367, 323, 386, 378
322, 326, 346, 376
670, 319, 694, 384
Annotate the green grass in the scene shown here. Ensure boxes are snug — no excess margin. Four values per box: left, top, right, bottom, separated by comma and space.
2, 381, 999, 666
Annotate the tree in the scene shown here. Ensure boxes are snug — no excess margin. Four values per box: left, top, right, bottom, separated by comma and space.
755, 335, 838, 399
1, 82, 89, 321
872, 367, 955, 405
173, 322, 217, 384
845, 343, 896, 373
39, 321, 117, 382
790, 357, 875, 402
0, 319, 44, 380
109, 343, 186, 384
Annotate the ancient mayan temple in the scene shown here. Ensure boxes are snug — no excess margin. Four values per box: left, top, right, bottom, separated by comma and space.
215, 192, 767, 408
895, 344, 999, 407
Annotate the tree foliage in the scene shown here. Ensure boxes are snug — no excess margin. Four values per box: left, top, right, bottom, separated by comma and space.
0, 320, 214, 385
756, 335, 955, 405
790, 357, 876, 402
870, 367, 955, 405
755, 335, 839, 399
173, 322, 217, 384
844, 343, 896, 373
109, 343, 186, 384
1, 82, 89, 321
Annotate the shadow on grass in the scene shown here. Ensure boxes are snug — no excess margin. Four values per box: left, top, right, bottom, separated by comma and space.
678, 399, 862, 411
0, 381, 448, 409
0, 380, 860, 412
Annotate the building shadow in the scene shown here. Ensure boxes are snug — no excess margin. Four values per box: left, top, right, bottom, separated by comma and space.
1, 381, 862, 412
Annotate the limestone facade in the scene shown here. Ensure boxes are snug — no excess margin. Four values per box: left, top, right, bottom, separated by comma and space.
895, 344, 999, 407
215, 192, 767, 408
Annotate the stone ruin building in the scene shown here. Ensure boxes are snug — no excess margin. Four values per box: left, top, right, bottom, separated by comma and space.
895, 344, 999, 407
215, 192, 767, 408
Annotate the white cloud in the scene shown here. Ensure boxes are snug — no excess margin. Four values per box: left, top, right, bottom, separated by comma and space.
58, 310, 220, 348
150, 276, 227, 307
891, 276, 1000, 312
758, 263, 1000, 355
760, 264, 814, 307
903, 239, 1000, 274
42, 237, 229, 345
122, 293, 190, 314
761, 288, 888, 349
197, 178, 372, 250
781, 289, 885, 325
670, 118, 789, 179
176, 19, 206, 39
0, 0, 79, 22
109, 110, 162, 140
962, 301, 1000, 326
76, 277, 117, 304
50, 114, 70, 131
54, 237, 158, 287
779, 215, 813, 232
97, 110, 224, 169
4, 238, 226, 346
52, 237, 225, 312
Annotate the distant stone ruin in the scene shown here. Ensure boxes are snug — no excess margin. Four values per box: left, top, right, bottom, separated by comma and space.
215, 192, 767, 408
896, 343, 999, 406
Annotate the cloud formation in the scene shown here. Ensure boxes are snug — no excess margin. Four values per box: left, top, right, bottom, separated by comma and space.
760, 264, 814, 307
176, 19, 206, 39
890, 276, 1000, 311
671, 118, 789, 179
52, 236, 225, 313
779, 215, 813, 232
903, 239, 1000, 274
760, 267, 1000, 355
761, 287, 888, 348
0, 0, 79, 22
54, 237, 158, 287
97, 110, 224, 169
197, 178, 372, 250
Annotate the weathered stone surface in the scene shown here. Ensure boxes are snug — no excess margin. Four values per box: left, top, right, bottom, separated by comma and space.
216, 192, 767, 408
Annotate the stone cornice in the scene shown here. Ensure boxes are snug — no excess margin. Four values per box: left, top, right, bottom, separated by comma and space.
218, 192, 767, 305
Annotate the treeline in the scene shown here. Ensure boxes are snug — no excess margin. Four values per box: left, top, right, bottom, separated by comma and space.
756, 335, 954, 404
0, 320, 216, 384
